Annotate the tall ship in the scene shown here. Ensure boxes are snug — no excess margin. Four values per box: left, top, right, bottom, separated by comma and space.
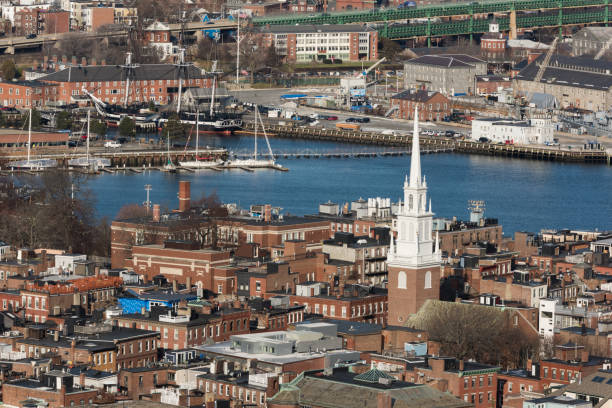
81, 52, 242, 133
178, 111, 224, 169
8, 109, 57, 170
67, 110, 110, 169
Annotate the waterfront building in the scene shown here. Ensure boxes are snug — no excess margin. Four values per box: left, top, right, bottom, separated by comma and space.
258, 24, 379, 63
471, 117, 554, 145
390, 89, 451, 122
514, 54, 612, 111
387, 107, 441, 324
403, 54, 487, 95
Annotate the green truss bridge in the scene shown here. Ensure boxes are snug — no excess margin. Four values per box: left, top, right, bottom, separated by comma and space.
252, 0, 611, 40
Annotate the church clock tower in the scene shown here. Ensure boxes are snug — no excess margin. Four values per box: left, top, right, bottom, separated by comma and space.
387, 107, 441, 324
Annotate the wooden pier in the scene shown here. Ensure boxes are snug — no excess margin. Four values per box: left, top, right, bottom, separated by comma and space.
242, 123, 610, 165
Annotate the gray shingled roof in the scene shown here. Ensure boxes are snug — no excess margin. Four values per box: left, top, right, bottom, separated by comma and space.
405, 54, 485, 68
516, 54, 612, 91
40, 64, 210, 83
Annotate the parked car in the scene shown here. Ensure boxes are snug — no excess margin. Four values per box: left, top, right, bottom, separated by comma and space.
357, 117, 370, 123
346, 117, 358, 122
478, 137, 490, 143
104, 140, 121, 148
25, 33, 36, 39
326, 115, 338, 121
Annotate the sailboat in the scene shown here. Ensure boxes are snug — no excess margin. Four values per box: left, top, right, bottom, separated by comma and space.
162, 133, 177, 173
8, 109, 57, 170
224, 105, 282, 169
178, 110, 223, 169
68, 110, 110, 169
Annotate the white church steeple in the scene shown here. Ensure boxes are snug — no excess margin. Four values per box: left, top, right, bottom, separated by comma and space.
389, 106, 440, 268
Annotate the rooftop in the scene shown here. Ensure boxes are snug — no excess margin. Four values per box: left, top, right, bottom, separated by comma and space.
405, 54, 485, 68
41, 63, 210, 83
260, 24, 372, 34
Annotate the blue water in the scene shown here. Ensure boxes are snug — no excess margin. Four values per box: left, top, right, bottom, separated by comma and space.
89, 133, 612, 235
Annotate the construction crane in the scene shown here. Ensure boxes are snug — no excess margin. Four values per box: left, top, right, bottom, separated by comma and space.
534, 37, 559, 83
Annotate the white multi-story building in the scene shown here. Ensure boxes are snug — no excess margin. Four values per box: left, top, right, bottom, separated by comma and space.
471, 117, 554, 145
260, 24, 379, 63
539, 298, 601, 339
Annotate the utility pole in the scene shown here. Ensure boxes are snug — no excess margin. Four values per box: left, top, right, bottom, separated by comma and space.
144, 184, 152, 214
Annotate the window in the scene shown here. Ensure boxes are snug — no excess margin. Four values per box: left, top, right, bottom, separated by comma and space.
139, 376, 143, 386
424, 271, 432, 289
397, 271, 407, 289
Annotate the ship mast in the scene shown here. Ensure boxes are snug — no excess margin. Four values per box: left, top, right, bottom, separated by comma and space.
121, 52, 138, 108
27, 108, 31, 165
176, 48, 188, 114
195, 109, 199, 160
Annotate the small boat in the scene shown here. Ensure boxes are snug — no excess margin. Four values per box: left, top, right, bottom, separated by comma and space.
224, 105, 282, 169
8, 108, 58, 170
68, 110, 110, 169
162, 133, 177, 173
179, 110, 224, 169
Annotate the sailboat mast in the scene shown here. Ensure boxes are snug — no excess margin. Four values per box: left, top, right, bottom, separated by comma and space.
209, 76, 216, 118
177, 49, 185, 114
253, 105, 258, 160
86, 110, 90, 160
123, 52, 132, 108
258, 107, 274, 161
27, 108, 31, 164
196, 110, 200, 159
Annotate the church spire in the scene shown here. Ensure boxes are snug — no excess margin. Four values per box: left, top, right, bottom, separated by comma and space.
409, 106, 421, 188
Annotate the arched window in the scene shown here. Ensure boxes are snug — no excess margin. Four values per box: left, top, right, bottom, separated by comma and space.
424, 271, 432, 289
398, 271, 407, 289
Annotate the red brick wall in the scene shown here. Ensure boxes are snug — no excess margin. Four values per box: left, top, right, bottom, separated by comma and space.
387, 265, 440, 325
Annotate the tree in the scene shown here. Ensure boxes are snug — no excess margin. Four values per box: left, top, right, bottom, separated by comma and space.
264, 45, 281, 68
90, 119, 107, 136
119, 116, 135, 137
0, 59, 18, 81
116, 203, 149, 220
163, 114, 187, 139
56, 111, 72, 130
20, 109, 41, 130
379, 38, 402, 62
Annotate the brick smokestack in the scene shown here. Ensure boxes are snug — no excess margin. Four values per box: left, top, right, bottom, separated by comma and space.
264, 204, 271, 222
178, 181, 191, 212
153, 204, 160, 222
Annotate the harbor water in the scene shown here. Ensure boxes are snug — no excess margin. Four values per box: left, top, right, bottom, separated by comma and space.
88, 133, 612, 235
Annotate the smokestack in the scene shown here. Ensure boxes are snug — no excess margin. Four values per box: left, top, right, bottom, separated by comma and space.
264, 204, 271, 223
178, 181, 191, 212
153, 204, 160, 222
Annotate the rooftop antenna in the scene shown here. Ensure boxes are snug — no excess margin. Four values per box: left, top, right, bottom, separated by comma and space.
144, 184, 152, 214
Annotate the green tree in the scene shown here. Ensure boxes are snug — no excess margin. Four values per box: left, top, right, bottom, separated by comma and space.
0, 59, 17, 81
56, 111, 72, 130
163, 114, 186, 138
379, 38, 402, 62
118, 116, 135, 137
20, 108, 41, 130
90, 119, 107, 136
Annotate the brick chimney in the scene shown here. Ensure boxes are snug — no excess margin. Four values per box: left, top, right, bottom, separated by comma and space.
178, 181, 191, 212
81, 57, 86, 66
264, 204, 272, 222
581, 350, 589, 363
91, 57, 96, 66
152, 204, 160, 222
376, 393, 391, 408
459, 359, 465, 371
79, 372, 86, 387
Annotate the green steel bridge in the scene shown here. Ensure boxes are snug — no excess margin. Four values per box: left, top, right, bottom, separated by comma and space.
252, 0, 610, 40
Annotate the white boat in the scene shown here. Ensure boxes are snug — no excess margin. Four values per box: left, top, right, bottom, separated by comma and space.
225, 105, 281, 169
8, 108, 58, 170
179, 110, 224, 169
68, 110, 110, 169
162, 133, 177, 173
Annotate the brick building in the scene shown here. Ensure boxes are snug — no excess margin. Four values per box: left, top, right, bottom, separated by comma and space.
479, 275, 547, 308
289, 283, 387, 324
497, 363, 544, 408
476, 75, 513, 96
390, 90, 451, 122
15, 8, 69, 36
198, 369, 280, 407
144, 21, 174, 59
2, 371, 98, 408
240, 216, 330, 252
82, 6, 114, 31
480, 20, 506, 59
0, 80, 52, 109
39, 63, 213, 106
259, 24, 379, 63
119, 366, 176, 401
114, 307, 250, 350
131, 242, 235, 293
407, 357, 499, 408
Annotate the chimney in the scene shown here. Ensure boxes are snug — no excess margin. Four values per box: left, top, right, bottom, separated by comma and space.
79, 372, 86, 387
526, 358, 532, 373
178, 181, 191, 212
581, 350, 589, 363
459, 359, 465, 371
376, 392, 391, 408
61, 55, 67, 64
153, 204, 160, 222
81, 57, 86, 66
172, 280, 178, 293
101, 59, 106, 66
186, 276, 191, 290
71, 56, 77, 66
53, 330, 59, 342
91, 58, 96, 66
264, 204, 272, 222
